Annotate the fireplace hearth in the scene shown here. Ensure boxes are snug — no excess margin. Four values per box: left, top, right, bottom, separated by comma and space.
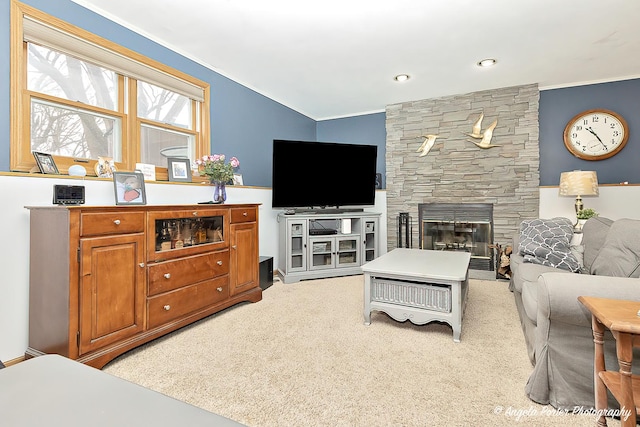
418, 203, 494, 271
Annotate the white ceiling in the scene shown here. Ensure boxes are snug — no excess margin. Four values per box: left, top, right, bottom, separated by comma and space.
70, 0, 640, 120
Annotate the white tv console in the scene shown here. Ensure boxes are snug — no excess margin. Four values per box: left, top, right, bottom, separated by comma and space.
277, 211, 381, 284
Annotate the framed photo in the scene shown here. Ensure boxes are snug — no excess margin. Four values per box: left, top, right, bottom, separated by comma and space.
113, 172, 147, 205
32, 151, 59, 174
232, 173, 243, 186
167, 157, 192, 182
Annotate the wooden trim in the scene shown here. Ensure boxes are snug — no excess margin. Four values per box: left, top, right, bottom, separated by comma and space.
1, 355, 26, 367
10, 1, 26, 172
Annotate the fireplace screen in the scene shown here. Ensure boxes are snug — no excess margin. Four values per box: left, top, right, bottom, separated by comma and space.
419, 203, 494, 271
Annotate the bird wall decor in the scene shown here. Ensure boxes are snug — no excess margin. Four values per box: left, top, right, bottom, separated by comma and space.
465, 112, 484, 139
468, 119, 500, 149
416, 134, 439, 156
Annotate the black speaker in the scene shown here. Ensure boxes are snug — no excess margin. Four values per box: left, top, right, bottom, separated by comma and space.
259, 256, 273, 291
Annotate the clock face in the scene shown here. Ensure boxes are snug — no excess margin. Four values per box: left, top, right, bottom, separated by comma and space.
563, 109, 629, 160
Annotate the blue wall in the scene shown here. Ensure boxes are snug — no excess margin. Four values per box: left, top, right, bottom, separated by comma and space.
2, 0, 639, 188
317, 112, 387, 188
540, 79, 640, 186
0, 0, 316, 186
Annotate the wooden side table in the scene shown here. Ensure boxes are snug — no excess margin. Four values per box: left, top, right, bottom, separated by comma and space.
578, 296, 640, 427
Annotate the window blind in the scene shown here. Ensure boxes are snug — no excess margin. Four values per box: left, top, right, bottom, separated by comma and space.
23, 16, 205, 102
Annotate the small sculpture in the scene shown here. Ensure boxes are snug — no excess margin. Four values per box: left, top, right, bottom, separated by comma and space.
465, 112, 484, 139
416, 134, 439, 157
468, 119, 500, 149
95, 156, 116, 178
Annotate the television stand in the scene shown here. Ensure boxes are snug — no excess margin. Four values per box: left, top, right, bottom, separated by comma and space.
277, 211, 381, 284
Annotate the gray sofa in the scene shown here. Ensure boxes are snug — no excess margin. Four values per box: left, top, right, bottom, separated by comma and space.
510, 216, 640, 410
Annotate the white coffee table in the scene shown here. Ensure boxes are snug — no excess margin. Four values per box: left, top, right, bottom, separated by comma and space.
361, 248, 471, 342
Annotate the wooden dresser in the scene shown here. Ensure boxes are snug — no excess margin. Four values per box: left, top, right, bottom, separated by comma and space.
26, 204, 261, 368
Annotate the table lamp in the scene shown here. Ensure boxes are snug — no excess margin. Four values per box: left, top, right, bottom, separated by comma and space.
558, 170, 599, 215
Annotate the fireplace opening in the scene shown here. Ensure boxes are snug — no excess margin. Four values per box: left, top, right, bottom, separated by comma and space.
418, 203, 494, 271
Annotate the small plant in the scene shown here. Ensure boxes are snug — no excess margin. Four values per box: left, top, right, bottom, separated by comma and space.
577, 208, 598, 220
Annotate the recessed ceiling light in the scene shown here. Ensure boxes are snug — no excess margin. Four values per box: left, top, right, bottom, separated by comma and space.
477, 58, 497, 68
394, 74, 410, 82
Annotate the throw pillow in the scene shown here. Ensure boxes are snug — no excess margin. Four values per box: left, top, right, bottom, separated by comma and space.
581, 217, 614, 271
590, 219, 640, 277
518, 217, 581, 272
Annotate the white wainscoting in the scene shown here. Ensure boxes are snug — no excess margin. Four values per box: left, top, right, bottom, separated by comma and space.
0, 174, 387, 362
539, 185, 640, 221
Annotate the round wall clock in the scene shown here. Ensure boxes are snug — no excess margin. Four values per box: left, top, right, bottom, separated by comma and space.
563, 109, 629, 161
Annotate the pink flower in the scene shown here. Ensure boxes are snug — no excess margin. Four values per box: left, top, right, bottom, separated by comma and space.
230, 157, 240, 168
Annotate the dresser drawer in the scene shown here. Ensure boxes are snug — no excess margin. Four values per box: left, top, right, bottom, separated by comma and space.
80, 212, 145, 236
230, 207, 256, 223
148, 251, 229, 296
147, 277, 229, 329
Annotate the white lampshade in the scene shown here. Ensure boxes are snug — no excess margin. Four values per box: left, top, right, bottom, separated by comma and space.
558, 171, 599, 197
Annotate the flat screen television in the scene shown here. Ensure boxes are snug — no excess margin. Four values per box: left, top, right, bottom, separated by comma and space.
272, 139, 378, 211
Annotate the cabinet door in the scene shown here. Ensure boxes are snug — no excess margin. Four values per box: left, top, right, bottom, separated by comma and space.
287, 220, 307, 272
79, 233, 145, 355
336, 236, 359, 268
309, 237, 335, 270
147, 208, 229, 262
362, 218, 378, 262
230, 222, 258, 296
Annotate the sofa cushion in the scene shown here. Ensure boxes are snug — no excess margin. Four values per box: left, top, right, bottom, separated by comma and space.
581, 217, 614, 271
591, 219, 640, 277
513, 260, 572, 324
521, 279, 539, 325
518, 217, 581, 272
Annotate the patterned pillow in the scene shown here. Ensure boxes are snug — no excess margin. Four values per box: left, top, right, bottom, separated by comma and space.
518, 217, 580, 272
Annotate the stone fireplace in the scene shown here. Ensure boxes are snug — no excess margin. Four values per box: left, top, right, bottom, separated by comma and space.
385, 84, 540, 255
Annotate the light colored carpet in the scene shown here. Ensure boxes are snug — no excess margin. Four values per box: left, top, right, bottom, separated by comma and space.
103, 275, 620, 426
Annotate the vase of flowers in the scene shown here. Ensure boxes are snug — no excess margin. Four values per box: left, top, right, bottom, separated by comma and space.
195, 154, 240, 203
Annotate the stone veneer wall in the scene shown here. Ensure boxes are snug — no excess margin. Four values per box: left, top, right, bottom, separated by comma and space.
385, 84, 540, 251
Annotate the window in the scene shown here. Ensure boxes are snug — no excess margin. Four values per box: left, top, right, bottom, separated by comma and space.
138, 81, 196, 168
28, 44, 123, 161
10, 1, 210, 179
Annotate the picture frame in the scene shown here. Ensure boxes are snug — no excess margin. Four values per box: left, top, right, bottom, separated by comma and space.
113, 171, 147, 205
167, 157, 192, 182
232, 173, 244, 186
135, 162, 156, 181
32, 151, 59, 174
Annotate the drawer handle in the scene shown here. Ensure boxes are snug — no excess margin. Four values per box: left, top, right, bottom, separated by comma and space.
113, 219, 121, 225
217, 287, 223, 292
217, 260, 223, 265
139, 263, 145, 268
192, 212, 198, 216
163, 305, 171, 311
164, 273, 171, 279
232, 245, 237, 250
243, 212, 248, 216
